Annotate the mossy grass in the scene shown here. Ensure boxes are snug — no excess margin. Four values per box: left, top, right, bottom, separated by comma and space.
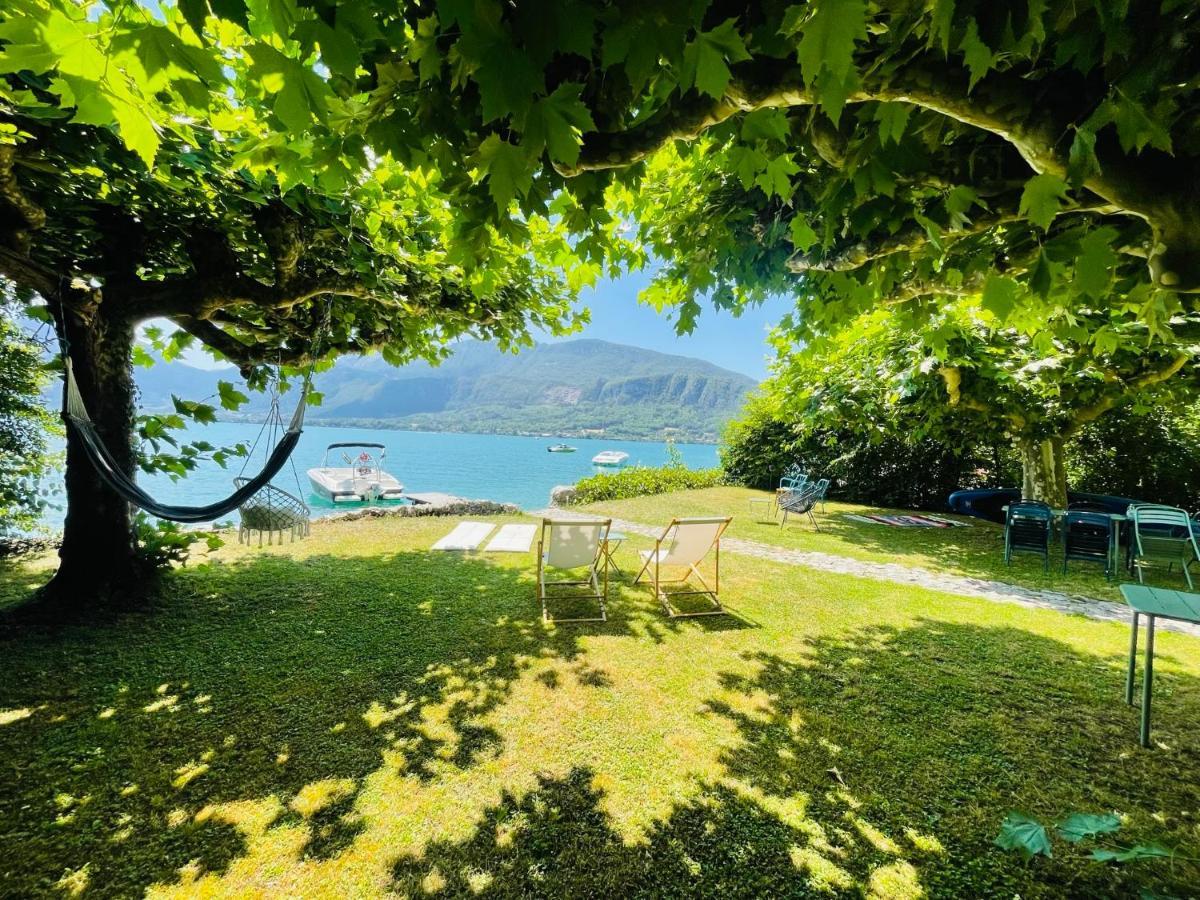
0, 508, 1197, 897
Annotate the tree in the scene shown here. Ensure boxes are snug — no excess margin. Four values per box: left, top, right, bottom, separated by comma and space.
6, 0, 1200, 581
0, 304, 57, 535
0, 4, 587, 598
766, 305, 1195, 507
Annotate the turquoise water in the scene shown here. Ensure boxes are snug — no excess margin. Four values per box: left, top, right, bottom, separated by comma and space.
42, 423, 720, 527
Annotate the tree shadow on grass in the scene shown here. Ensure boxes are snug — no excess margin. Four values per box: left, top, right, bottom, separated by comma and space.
388, 619, 1200, 899
0, 546, 718, 897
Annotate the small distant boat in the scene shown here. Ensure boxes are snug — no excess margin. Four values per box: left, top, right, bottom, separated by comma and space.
547, 444, 577, 453
307, 442, 405, 503
591, 450, 630, 467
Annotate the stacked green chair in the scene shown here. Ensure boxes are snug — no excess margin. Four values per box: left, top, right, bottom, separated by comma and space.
1004, 501, 1052, 572
810, 477, 831, 513
1130, 504, 1199, 588
1062, 511, 1113, 578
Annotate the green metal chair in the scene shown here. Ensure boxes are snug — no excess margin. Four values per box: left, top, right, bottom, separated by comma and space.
1004, 500, 1052, 572
1130, 504, 1199, 588
1062, 510, 1113, 578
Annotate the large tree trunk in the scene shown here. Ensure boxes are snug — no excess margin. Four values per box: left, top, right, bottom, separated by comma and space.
1016, 436, 1068, 508
45, 307, 142, 601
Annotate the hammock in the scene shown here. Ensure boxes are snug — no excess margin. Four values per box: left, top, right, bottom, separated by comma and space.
63, 359, 308, 524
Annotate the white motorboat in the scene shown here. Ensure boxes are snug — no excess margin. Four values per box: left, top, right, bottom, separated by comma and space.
591, 450, 630, 467
307, 442, 405, 503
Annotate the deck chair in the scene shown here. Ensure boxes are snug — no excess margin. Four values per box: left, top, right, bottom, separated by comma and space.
1130, 504, 1199, 588
536, 518, 611, 623
634, 516, 732, 617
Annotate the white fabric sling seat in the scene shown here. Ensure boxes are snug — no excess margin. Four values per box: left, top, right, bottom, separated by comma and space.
634, 516, 732, 618
537, 518, 611, 623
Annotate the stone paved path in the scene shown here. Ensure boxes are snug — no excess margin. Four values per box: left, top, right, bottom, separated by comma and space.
530, 509, 1200, 638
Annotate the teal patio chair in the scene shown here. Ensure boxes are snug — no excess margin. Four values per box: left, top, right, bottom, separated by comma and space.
1004, 501, 1052, 572
1130, 504, 1199, 588
779, 483, 822, 531
809, 477, 831, 513
1062, 510, 1113, 579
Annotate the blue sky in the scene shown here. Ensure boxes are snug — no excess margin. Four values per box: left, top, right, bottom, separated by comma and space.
178, 268, 792, 380
542, 268, 793, 381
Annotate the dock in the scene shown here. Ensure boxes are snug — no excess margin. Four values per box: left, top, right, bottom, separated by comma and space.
403, 492, 470, 508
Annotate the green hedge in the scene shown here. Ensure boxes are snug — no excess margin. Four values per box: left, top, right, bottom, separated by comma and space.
573, 466, 724, 504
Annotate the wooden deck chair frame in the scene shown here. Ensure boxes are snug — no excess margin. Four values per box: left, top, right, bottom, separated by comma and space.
634, 516, 732, 618
536, 518, 611, 623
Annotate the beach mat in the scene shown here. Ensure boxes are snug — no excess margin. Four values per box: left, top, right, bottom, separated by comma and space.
432, 521, 495, 551
844, 513, 969, 528
485, 523, 538, 553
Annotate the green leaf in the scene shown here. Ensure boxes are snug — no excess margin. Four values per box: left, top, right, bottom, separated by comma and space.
755, 153, 800, 200
246, 44, 330, 133
1019, 173, 1069, 231
471, 37, 544, 123
959, 19, 994, 91
928, 0, 955, 53
1111, 93, 1173, 155
217, 381, 250, 411
314, 20, 361, 79
981, 274, 1020, 322
178, 0, 210, 39
1075, 226, 1119, 298
1029, 249, 1053, 298
522, 82, 596, 166
1056, 813, 1121, 843
875, 103, 911, 145
944, 185, 981, 229
994, 813, 1052, 858
1067, 128, 1100, 190
728, 144, 769, 190
740, 108, 790, 143
407, 16, 442, 83
790, 217, 819, 252
795, 0, 868, 121
680, 19, 750, 99
1090, 844, 1171, 863
472, 134, 534, 210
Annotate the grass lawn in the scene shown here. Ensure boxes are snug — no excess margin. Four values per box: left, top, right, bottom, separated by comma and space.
581, 486, 1144, 603
1, 507, 1199, 897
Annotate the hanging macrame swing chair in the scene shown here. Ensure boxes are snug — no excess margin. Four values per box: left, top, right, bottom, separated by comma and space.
232, 384, 312, 547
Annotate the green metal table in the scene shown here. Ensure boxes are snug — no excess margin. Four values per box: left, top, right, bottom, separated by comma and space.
1120, 584, 1200, 747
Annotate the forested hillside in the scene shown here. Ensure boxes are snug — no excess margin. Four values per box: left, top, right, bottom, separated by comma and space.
135, 339, 755, 442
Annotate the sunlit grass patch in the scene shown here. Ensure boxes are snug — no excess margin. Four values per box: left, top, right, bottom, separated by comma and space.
0, 508, 1197, 897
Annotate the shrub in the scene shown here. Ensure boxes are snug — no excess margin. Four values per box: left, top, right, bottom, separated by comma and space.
721, 393, 1012, 510
573, 465, 724, 504
134, 514, 223, 570
1068, 405, 1200, 509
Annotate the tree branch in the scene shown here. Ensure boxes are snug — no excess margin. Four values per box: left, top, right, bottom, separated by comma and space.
568, 57, 1200, 289
1064, 352, 1192, 436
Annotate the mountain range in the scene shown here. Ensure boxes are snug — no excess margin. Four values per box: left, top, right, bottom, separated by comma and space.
133, 339, 757, 443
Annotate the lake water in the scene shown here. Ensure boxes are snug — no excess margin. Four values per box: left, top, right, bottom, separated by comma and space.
41, 422, 720, 528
